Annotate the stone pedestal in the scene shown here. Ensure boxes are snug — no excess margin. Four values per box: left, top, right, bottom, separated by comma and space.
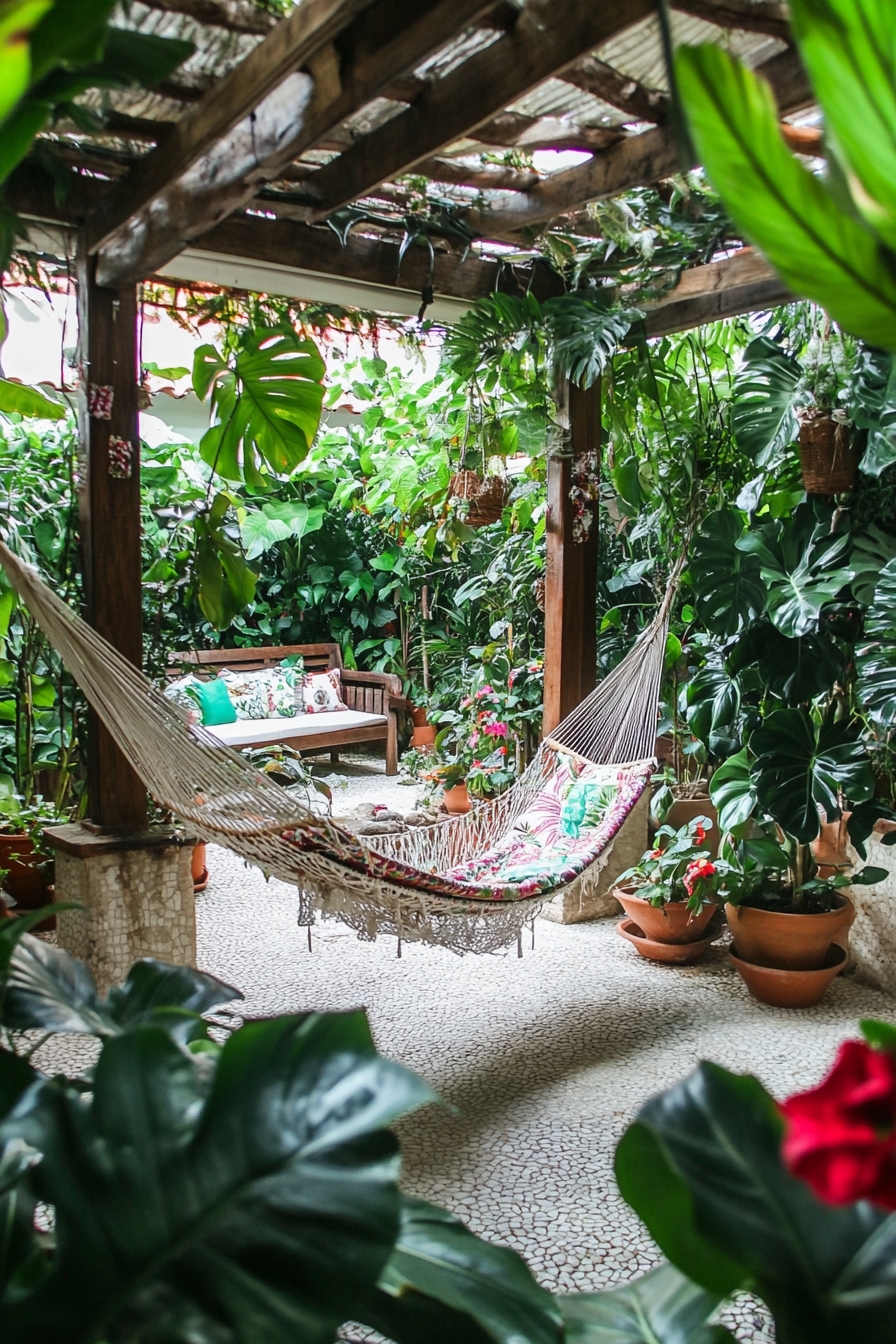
44, 824, 197, 994
541, 789, 650, 924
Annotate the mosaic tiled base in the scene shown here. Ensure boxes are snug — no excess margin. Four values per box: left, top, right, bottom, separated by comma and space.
195, 842, 896, 1342
541, 788, 650, 924
54, 839, 196, 994
848, 830, 896, 996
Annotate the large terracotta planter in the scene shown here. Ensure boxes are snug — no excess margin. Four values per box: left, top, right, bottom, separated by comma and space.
615, 887, 718, 945
409, 707, 437, 749
729, 943, 845, 1008
192, 841, 209, 893
443, 783, 471, 815
666, 792, 719, 856
725, 896, 854, 971
411, 707, 428, 729
0, 833, 52, 909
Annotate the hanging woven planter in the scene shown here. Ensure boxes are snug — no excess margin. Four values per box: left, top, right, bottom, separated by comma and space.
449, 470, 508, 527
798, 411, 859, 494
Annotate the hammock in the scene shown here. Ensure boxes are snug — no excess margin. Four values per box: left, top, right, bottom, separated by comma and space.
0, 541, 674, 955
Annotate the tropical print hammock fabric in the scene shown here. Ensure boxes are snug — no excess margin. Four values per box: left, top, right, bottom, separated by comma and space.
283, 755, 650, 903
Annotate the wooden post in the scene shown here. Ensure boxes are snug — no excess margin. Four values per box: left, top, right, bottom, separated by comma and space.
77, 245, 147, 830
542, 379, 599, 736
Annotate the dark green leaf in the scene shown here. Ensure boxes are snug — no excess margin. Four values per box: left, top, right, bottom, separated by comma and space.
689, 509, 765, 638
750, 708, 874, 842
730, 337, 801, 467
861, 1018, 896, 1052
736, 504, 853, 638
708, 748, 757, 833
857, 556, 896, 724
560, 1263, 732, 1343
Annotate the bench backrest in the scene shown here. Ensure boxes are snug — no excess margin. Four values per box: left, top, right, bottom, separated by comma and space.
170, 643, 342, 678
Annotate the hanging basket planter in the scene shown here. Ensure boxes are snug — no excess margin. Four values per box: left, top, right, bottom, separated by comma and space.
798, 411, 859, 494
448, 471, 508, 527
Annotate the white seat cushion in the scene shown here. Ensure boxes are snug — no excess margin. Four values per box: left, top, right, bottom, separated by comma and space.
204, 709, 387, 748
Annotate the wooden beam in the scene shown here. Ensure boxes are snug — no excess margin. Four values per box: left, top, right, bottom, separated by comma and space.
139, 0, 278, 33
301, 0, 656, 218
560, 55, 668, 123
543, 379, 599, 735
640, 248, 792, 336
76, 246, 148, 830
464, 111, 625, 153
411, 156, 540, 193
92, 0, 500, 287
673, 0, 791, 41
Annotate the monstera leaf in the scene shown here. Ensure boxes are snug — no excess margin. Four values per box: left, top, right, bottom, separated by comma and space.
850, 348, 896, 477
195, 327, 326, 488
727, 622, 844, 705
1, 1011, 435, 1344
708, 748, 757, 833
560, 1264, 732, 1343
615, 1062, 896, 1344
736, 504, 853, 638
688, 508, 765, 637
750, 708, 874, 842
676, 38, 896, 349
856, 556, 896, 725
730, 337, 802, 467
543, 293, 641, 390
683, 665, 740, 758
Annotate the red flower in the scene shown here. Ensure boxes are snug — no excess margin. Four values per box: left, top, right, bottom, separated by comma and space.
683, 857, 716, 896
650, 848, 664, 859
781, 1040, 896, 1209
694, 824, 706, 845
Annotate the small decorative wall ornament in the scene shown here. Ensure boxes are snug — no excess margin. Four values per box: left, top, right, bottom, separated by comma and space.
87, 383, 114, 419
108, 436, 134, 479
569, 449, 601, 544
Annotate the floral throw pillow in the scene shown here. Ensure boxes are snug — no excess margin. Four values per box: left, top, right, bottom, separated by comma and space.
301, 668, 348, 714
163, 674, 203, 725
220, 666, 300, 720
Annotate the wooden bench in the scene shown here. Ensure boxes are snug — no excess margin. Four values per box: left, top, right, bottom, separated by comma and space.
171, 643, 405, 774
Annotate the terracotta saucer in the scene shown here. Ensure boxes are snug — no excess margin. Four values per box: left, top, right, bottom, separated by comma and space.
193, 868, 210, 893
616, 914, 724, 965
729, 942, 845, 1008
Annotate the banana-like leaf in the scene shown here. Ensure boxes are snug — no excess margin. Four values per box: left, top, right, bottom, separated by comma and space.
560, 1264, 733, 1343
0, 377, 64, 419
790, 0, 896, 253
689, 508, 766, 638
2, 933, 242, 1043
615, 1061, 896, 1344
750, 708, 874, 841
369, 1196, 562, 1344
709, 748, 757, 833
736, 504, 853, 638
730, 337, 802, 467
856, 555, 896, 724
676, 43, 896, 349
1, 1011, 437, 1344
195, 327, 325, 488
0, 0, 51, 125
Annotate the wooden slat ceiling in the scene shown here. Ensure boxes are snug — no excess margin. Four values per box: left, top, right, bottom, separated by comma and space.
17, 0, 807, 321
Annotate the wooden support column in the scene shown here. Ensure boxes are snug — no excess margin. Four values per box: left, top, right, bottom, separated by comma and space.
542, 379, 599, 736
77, 246, 148, 830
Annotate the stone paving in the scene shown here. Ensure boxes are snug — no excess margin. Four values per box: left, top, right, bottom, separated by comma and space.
187, 755, 896, 1342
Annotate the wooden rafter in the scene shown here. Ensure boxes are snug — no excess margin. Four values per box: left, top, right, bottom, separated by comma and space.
298, 0, 656, 219
641, 247, 791, 335
138, 0, 278, 34
91, 0, 501, 286
673, 0, 791, 41
560, 55, 668, 124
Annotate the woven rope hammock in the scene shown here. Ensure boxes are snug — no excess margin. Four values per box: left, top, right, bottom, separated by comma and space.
0, 541, 677, 955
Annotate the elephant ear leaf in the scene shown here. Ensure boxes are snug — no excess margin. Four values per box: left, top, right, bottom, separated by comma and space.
857, 556, 896, 725
689, 508, 766, 638
675, 42, 896, 349
560, 1263, 733, 1343
730, 337, 802, 467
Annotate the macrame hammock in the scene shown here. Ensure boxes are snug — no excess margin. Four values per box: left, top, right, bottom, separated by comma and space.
0, 541, 676, 955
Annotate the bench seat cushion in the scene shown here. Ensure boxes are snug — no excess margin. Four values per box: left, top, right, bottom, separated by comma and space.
205, 709, 387, 748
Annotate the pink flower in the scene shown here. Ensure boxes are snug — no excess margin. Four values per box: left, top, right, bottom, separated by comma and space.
695, 824, 706, 845
475, 685, 493, 699
469, 731, 480, 747
460, 696, 473, 709
484, 721, 508, 738
471, 759, 483, 769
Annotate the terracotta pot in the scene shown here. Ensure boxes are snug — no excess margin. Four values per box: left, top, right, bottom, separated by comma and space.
666, 793, 719, 856
410, 725, 437, 749
0, 833, 52, 909
724, 895, 854, 971
799, 412, 858, 494
617, 915, 723, 965
443, 783, 471, 815
192, 841, 209, 893
729, 942, 846, 1008
615, 888, 718, 945
410, 707, 429, 729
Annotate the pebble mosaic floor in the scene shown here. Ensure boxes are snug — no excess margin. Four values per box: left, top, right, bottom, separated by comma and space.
31, 758, 896, 1340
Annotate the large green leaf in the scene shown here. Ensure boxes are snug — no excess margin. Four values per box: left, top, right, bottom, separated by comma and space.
28, 0, 116, 82
0, 0, 51, 125
543, 293, 641, 391
193, 493, 257, 630
96, 27, 194, 88
683, 665, 740, 757
688, 508, 765, 638
2, 933, 241, 1044
708, 748, 757, 833
615, 1062, 896, 1344
2, 1011, 436, 1344
196, 327, 326, 488
239, 499, 325, 561
736, 504, 853, 638
750, 707, 875, 841
730, 337, 802, 468
850, 348, 896, 477
857, 554, 896, 723
676, 42, 896, 349
727, 621, 845, 704
367, 1196, 562, 1344
560, 1264, 732, 1343
790, 0, 896, 253
0, 377, 64, 419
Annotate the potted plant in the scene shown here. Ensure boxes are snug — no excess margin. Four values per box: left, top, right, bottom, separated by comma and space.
0, 794, 60, 914
614, 817, 725, 964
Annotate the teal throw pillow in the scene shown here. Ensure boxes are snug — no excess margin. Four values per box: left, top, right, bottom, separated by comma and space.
194, 677, 238, 727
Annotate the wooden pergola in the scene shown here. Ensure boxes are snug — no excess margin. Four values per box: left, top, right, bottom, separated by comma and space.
7, 0, 809, 834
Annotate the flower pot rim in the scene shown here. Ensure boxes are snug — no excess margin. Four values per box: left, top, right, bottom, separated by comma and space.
615, 884, 715, 908
725, 893, 852, 919
729, 942, 846, 974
